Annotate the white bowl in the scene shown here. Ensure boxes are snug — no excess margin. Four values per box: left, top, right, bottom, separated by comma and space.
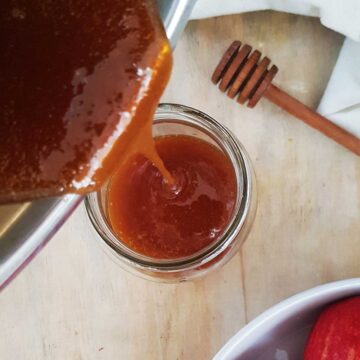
214, 278, 360, 360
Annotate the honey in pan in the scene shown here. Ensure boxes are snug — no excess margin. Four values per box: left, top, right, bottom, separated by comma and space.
107, 135, 237, 259
0, 0, 172, 203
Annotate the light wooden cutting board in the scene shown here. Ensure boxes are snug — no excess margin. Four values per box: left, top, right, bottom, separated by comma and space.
0, 11, 359, 360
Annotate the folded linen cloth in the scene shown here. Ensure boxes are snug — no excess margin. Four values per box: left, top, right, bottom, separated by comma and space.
191, 0, 360, 138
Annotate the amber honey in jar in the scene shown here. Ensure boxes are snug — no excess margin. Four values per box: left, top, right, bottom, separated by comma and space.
86, 104, 256, 282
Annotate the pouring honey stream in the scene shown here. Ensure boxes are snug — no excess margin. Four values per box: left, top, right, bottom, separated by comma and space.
2, 0, 238, 261
0, 0, 173, 202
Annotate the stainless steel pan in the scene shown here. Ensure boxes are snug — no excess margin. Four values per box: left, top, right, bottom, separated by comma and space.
0, 0, 197, 289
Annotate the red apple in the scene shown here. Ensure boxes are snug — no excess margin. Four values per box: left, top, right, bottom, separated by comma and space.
304, 296, 360, 359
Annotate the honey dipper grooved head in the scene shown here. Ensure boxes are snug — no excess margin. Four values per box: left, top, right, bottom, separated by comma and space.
212, 41, 278, 107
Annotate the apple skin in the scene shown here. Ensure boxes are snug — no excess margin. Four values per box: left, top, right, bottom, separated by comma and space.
304, 296, 360, 359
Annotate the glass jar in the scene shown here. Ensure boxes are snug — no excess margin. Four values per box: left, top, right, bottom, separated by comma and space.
85, 103, 256, 282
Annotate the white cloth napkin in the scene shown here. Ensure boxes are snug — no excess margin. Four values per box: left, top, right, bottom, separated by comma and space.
191, 0, 360, 138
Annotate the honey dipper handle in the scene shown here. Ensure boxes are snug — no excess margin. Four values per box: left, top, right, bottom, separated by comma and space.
264, 84, 360, 156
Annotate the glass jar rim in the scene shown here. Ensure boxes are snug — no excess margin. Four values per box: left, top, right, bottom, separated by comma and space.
85, 103, 254, 272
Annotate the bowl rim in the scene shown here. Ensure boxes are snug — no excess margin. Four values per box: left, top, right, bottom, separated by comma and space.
214, 278, 360, 360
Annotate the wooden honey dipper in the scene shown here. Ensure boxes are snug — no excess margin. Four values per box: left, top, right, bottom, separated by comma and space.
212, 41, 360, 156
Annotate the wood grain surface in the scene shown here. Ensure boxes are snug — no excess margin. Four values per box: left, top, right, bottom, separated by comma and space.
0, 11, 359, 360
